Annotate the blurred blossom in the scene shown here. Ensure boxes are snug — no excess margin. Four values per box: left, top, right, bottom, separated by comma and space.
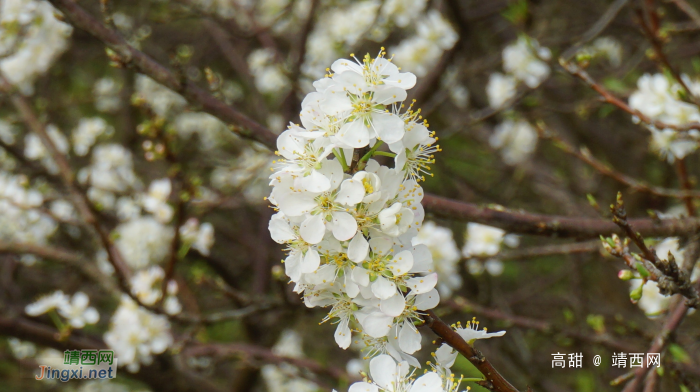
93, 77, 123, 112
412, 221, 462, 297
7, 338, 36, 360
134, 74, 187, 117
24, 125, 69, 174
114, 216, 174, 269
0, 0, 72, 94
72, 117, 114, 157
486, 73, 517, 109
502, 36, 551, 88
104, 294, 174, 372
489, 119, 538, 165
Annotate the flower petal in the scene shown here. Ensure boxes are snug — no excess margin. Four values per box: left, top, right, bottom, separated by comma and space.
299, 214, 325, 244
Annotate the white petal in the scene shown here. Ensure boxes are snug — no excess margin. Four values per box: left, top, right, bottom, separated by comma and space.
409, 372, 443, 392
372, 276, 397, 300
83, 307, 100, 324
406, 273, 438, 294
285, 252, 302, 282
300, 249, 321, 274
352, 266, 370, 287
372, 86, 407, 105
388, 250, 413, 277
361, 312, 394, 338
299, 169, 331, 192
349, 382, 378, 392
334, 318, 352, 349
380, 293, 405, 317
384, 72, 417, 90
320, 91, 353, 115
278, 193, 316, 217
299, 214, 326, 244
370, 355, 397, 388
414, 288, 440, 310
348, 233, 369, 262
336, 179, 365, 206
371, 112, 405, 144
268, 214, 295, 243
331, 211, 358, 241
398, 321, 421, 354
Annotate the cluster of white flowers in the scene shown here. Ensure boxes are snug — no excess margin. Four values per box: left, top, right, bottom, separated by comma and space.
303, 2, 382, 77
463, 223, 519, 277
24, 124, 70, 174
104, 294, 174, 372
488, 119, 538, 165
628, 73, 700, 162
0, 173, 57, 248
268, 52, 506, 379
179, 218, 216, 256
25, 290, 100, 329
72, 117, 114, 156
390, 10, 459, 77
486, 36, 551, 109
0, 0, 73, 94
268, 51, 443, 366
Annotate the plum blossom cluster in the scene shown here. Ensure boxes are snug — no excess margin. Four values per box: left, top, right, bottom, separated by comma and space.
25, 290, 99, 329
628, 73, 700, 162
463, 223, 519, 277
0, 0, 73, 94
268, 51, 445, 366
486, 36, 551, 109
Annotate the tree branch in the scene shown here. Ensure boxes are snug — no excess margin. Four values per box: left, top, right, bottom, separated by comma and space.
421, 309, 522, 392
47, 0, 278, 149
422, 193, 700, 238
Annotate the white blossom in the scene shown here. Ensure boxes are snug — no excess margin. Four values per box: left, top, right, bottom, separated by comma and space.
489, 119, 538, 165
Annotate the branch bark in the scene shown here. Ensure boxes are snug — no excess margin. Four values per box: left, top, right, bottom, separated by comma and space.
423, 193, 700, 238
421, 309, 522, 392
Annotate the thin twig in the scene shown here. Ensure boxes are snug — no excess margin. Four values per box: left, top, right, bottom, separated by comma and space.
539, 127, 700, 199
610, 193, 699, 306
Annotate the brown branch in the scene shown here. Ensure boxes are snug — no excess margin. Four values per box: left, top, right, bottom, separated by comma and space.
561, 61, 700, 132
496, 240, 602, 260
676, 158, 696, 215
667, 0, 700, 27
47, 0, 278, 149
422, 193, 700, 238
0, 241, 118, 293
0, 76, 133, 288
539, 128, 700, 199
421, 309, 521, 392
560, 0, 631, 61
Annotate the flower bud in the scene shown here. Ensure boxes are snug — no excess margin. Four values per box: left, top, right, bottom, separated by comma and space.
618, 270, 634, 281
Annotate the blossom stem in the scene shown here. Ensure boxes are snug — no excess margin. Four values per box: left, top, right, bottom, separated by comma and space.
334, 148, 350, 172
358, 141, 385, 165
372, 151, 396, 158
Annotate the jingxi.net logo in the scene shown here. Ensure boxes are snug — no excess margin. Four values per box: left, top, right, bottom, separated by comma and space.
28, 350, 118, 382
